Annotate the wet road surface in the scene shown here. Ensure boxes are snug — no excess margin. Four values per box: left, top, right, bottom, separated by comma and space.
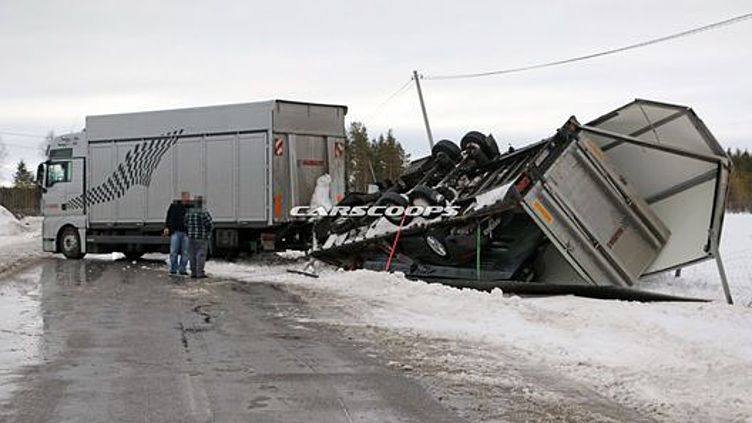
0, 258, 462, 422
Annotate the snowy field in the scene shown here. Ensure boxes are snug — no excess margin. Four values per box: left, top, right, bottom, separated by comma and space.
2, 208, 751, 421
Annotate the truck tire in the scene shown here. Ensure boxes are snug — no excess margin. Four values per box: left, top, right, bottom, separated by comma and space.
375, 192, 410, 225
409, 185, 444, 219
124, 250, 144, 261
461, 131, 500, 159
60, 226, 85, 259
432, 139, 461, 163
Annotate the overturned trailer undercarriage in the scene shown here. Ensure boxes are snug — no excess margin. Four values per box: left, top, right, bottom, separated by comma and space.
310, 100, 733, 302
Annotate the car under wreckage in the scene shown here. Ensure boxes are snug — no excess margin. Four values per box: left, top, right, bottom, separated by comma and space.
309, 99, 734, 302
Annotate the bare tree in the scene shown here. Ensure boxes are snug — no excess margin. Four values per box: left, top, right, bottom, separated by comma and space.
39, 130, 54, 158
0, 136, 7, 164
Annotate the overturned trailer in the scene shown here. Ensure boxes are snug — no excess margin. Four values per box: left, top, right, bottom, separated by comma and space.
311, 100, 733, 302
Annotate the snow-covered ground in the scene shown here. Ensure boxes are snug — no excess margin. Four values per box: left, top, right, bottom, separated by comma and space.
2, 206, 751, 421
641, 213, 752, 306
206, 212, 752, 422
0, 206, 44, 274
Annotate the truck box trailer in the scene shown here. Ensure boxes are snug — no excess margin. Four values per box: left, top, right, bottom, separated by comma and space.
37, 100, 347, 259
310, 99, 733, 300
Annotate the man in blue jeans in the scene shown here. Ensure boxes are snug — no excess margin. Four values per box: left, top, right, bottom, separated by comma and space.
185, 196, 213, 279
163, 191, 191, 275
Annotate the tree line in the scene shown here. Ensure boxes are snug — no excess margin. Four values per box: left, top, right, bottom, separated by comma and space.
5, 131, 750, 214
727, 149, 752, 212
345, 122, 410, 193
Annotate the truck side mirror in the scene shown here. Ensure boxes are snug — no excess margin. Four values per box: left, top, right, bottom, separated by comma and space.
36, 163, 48, 193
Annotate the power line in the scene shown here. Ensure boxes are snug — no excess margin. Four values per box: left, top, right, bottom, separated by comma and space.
2, 143, 41, 151
425, 11, 752, 80
0, 130, 47, 139
361, 78, 414, 121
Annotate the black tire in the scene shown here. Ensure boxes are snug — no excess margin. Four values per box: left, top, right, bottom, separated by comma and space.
60, 226, 84, 259
124, 250, 144, 261
409, 185, 444, 219
408, 185, 441, 206
435, 186, 458, 203
375, 192, 410, 225
461, 131, 500, 159
432, 139, 461, 163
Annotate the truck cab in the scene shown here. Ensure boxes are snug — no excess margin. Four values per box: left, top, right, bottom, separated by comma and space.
37, 132, 88, 258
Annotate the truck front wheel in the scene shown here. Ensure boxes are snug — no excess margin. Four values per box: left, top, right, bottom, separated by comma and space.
60, 227, 85, 260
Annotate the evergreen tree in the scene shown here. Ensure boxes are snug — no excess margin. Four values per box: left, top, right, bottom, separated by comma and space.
346, 122, 373, 192
727, 149, 752, 212
380, 129, 409, 182
344, 123, 411, 193
13, 160, 35, 188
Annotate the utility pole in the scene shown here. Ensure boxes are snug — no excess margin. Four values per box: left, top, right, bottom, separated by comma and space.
413, 70, 434, 149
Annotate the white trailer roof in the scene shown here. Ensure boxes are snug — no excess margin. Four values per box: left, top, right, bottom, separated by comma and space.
85, 100, 347, 141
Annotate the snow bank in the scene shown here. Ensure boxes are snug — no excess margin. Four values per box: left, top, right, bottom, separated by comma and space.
0, 205, 29, 236
0, 211, 44, 274
640, 212, 752, 306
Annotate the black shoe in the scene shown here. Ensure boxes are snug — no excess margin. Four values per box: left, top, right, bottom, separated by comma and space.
197, 275, 208, 279
169, 271, 177, 275
179, 272, 189, 276
190, 274, 198, 279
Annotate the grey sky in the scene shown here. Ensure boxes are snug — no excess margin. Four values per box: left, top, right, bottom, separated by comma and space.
1, 0, 750, 185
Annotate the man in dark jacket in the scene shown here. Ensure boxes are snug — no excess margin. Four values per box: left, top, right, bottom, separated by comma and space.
164, 191, 191, 275
185, 196, 213, 279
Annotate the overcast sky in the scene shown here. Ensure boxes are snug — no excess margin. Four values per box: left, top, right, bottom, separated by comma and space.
1, 0, 750, 185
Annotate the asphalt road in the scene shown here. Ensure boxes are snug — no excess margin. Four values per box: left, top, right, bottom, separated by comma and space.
0, 258, 462, 423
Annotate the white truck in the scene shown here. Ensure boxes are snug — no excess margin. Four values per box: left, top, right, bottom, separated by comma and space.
36, 100, 348, 259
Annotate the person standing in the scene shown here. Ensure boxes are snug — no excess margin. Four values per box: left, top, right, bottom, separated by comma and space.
164, 191, 191, 275
185, 196, 213, 279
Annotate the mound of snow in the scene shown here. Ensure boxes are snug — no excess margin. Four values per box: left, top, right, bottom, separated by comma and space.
0, 205, 29, 236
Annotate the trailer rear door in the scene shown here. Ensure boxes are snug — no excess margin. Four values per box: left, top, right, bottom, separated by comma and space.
238, 133, 268, 221
521, 137, 670, 286
290, 134, 328, 208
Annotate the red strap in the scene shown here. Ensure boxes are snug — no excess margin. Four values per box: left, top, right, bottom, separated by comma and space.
384, 212, 409, 271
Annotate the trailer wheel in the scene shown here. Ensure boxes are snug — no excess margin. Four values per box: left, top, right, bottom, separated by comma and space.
60, 226, 84, 260
375, 192, 410, 225
409, 185, 444, 219
124, 250, 144, 261
432, 139, 461, 163
409, 185, 441, 206
461, 131, 500, 159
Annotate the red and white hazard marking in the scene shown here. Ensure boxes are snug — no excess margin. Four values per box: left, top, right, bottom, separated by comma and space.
274, 137, 284, 156
334, 141, 344, 158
